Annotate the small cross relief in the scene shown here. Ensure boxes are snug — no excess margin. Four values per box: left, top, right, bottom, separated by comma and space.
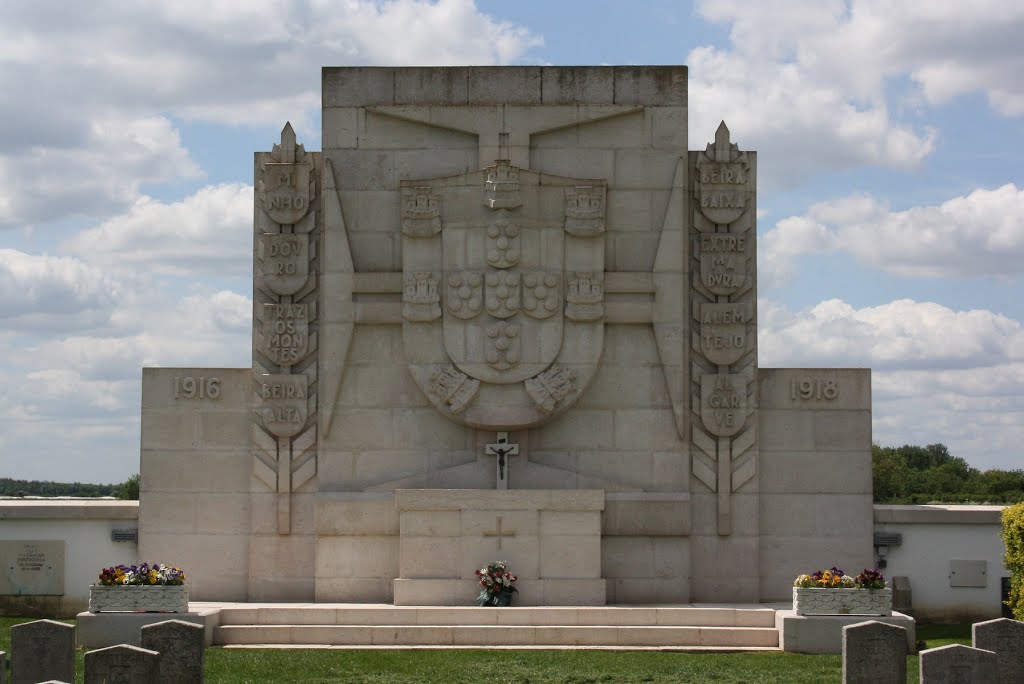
482, 515, 516, 550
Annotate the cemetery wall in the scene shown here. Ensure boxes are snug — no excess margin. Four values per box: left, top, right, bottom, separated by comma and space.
875, 505, 1009, 622
0, 500, 137, 616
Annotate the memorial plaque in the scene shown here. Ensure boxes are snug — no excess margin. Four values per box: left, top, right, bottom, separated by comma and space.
0, 541, 64, 595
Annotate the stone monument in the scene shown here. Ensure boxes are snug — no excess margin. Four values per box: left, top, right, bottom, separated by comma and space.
139, 66, 873, 605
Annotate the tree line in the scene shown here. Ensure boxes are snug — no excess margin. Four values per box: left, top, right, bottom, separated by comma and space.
0, 474, 139, 500
874, 443, 1024, 504
1, 445, 1020, 505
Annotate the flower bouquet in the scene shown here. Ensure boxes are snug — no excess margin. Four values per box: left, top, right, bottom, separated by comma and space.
475, 561, 518, 607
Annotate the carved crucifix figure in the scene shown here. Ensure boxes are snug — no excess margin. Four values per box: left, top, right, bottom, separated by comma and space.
485, 432, 519, 490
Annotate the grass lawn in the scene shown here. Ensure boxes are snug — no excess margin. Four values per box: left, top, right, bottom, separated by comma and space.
1, 617, 971, 684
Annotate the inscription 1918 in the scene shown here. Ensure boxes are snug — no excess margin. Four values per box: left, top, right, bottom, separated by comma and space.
790, 377, 839, 401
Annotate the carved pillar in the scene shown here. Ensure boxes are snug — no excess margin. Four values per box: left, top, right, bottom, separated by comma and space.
252, 123, 320, 534
689, 122, 757, 536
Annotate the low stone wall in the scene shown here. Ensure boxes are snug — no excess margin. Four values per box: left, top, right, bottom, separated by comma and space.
874, 505, 1008, 623
0, 499, 138, 617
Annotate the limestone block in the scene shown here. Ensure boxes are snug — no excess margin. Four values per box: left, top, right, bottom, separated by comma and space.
141, 411, 198, 449
141, 367, 250, 410
316, 536, 398, 578
343, 190, 401, 233
323, 107, 358, 149
814, 410, 872, 451
574, 111, 649, 148
759, 368, 871, 411
400, 536, 462, 578
612, 66, 687, 106
601, 537, 655, 577
400, 510, 461, 537
652, 451, 689, 491
460, 509, 538, 537
610, 577, 690, 603
337, 367, 423, 408
323, 67, 395, 107
614, 149, 681, 190
540, 511, 601, 537
346, 325, 397, 364
326, 149, 396, 191
606, 190, 654, 232
314, 493, 398, 536
541, 66, 615, 105
529, 148, 615, 186
196, 411, 252, 449
760, 493, 873, 538
462, 536, 539, 580
394, 67, 470, 105
611, 232, 660, 271
329, 409, 395, 450
248, 534, 315, 582
602, 494, 691, 536
690, 493, 759, 536
361, 110, 476, 150
759, 535, 874, 601
759, 450, 872, 494
777, 610, 916, 655
649, 107, 687, 148
467, 67, 542, 105
348, 232, 397, 271
393, 408, 473, 449
575, 451, 653, 489
395, 489, 604, 512
603, 324, 662, 365
540, 579, 607, 606
759, 409, 816, 451
139, 492, 200, 533
196, 494, 251, 533
690, 536, 759, 602
251, 492, 315, 535
393, 149, 475, 184
531, 410, 614, 449
317, 577, 393, 603
141, 450, 251, 493
613, 410, 682, 450
540, 535, 601, 578
576, 367, 669, 410
354, 451, 427, 488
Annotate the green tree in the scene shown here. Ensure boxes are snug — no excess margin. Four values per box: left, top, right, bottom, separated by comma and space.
116, 474, 140, 500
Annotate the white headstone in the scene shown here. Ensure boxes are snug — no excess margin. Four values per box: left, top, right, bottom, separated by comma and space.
842, 620, 906, 684
84, 644, 159, 684
10, 619, 74, 684
972, 617, 1024, 684
141, 619, 205, 684
919, 643, 996, 683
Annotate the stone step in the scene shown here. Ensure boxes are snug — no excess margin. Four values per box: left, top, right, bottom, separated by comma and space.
215, 624, 780, 648
215, 605, 778, 629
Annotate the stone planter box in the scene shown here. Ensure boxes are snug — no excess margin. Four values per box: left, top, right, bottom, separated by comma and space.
792, 587, 892, 616
89, 585, 189, 613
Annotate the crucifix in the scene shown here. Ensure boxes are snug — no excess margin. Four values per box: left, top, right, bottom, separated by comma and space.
485, 432, 519, 490
483, 515, 517, 550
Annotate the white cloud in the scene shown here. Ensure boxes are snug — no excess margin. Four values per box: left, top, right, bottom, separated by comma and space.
0, 0, 541, 228
761, 184, 1024, 283
761, 296, 1024, 470
61, 184, 254, 278
0, 250, 121, 333
760, 297, 1024, 370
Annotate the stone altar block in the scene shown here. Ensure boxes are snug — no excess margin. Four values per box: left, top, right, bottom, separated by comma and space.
393, 490, 605, 606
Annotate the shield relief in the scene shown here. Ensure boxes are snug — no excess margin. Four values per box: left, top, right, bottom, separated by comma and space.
401, 163, 606, 428
259, 233, 310, 296
259, 162, 312, 225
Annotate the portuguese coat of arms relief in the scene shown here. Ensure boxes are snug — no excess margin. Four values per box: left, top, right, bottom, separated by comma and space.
401, 161, 606, 429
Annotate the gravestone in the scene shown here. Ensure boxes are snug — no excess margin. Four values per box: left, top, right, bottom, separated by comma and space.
919, 644, 996, 683
84, 644, 159, 684
842, 620, 906, 683
0, 650, 5, 684
140, 618, 205, 683
138, 65, 875, 606
972, 617, 1024, 683
9, 619, 74, 684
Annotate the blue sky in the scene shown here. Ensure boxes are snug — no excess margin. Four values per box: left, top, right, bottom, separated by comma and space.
1, 0, 1022, 483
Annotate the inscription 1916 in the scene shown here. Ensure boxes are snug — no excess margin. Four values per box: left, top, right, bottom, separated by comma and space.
173, 376, 221, 400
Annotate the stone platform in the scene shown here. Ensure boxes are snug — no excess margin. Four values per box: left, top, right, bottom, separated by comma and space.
204, 602, 781, 649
